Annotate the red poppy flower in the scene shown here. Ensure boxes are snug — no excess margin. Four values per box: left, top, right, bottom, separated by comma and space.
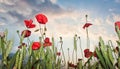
84, 49, 93, 58
44, 37, 50, 43
43, 37, 52, 47
85, 52, 93, 58
115, 21, 120, 31
18, 43, 27, 49
35, 14, 48, 24
56, 52, 61, 56
32, 42, 41, 50
93, 51, 97, 57
21, 30, 31, 38
83, 23, 92, 29
24, 19, 36, 28
43, 42, 52, 47
84, 49, 89, 54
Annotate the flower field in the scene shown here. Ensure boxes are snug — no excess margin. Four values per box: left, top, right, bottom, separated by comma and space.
0, 13, 120, 69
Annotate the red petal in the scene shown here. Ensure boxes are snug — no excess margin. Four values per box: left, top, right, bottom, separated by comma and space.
83, 23, 92, 29
93, 51, 97, 57
24, 19, 35, 28
84, 49, 89, 54
115, 21, 120, 31
43, 42, 52, 47
85, 52, 93, 58
24, 20, 31, 28
35, 14, 48, 24
29, 24, 36, 28
56, 52, 61, 56
44, 37, 50, 43
32, 42, 41, 50
21, 30, 31, 38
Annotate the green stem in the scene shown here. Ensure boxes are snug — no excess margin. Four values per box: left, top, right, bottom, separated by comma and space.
86, 28, 90, 49
78, 37, 84, 62
68, 48, 70, 62
60, 41, 66, 66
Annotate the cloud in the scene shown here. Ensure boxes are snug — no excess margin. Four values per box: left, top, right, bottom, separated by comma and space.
50, 0, 57, 3
0, 0, 64, 27
0, 8, 6, 13
30, 10, 117, 48
112, 13, 120, 21
115, 0, 120, 3
0, 22, 5, 26
0, 0, 118, 54
109, 8, 116, 12
0, 0, 16, 5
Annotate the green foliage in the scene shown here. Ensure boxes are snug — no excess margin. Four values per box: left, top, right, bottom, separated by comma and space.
1, 25, 120, 69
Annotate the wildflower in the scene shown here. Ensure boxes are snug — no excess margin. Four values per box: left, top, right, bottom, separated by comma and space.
115, 21, 120, 31
32, 42, 41, 50
0, 32, 5, 37
93, 51, 97, 57
21, 30, 31, 38
56, 52, 61, 56
83, 23, 92, 29
24, 19, 36, 28
85, 51, 93, 58
43, 37, 52, 47
84, 49, 89, 54
84, 49, 93, 58
18, 43, 27, 49
35, 14, 48, 24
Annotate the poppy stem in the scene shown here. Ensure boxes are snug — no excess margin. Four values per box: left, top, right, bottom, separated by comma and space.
72, 49, 74, 64
68, 48, 70, 62
78, 37, 84, 62
60, 41, 66, 66
86, 28, 90, 49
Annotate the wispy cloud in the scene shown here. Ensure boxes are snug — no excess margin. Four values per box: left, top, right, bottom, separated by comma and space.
112, 13, 120, 21
0, 0, 16, 5
115, 0, 120, 3
0, 0, 119, 53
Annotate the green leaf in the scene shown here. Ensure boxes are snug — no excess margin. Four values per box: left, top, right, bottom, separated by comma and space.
96, 48, 106, 69
8, 51, 19, 69
90, 62, 98, 69
99, 37, 114, 69
15, 50, 20, 68
5, 40, 13, 59
107, 46, 114, 65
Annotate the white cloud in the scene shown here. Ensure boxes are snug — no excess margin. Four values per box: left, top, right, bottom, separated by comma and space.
50, 0, 57, 3
109, 8, 115, 12
0, 0, 16, 5
112, 13, 120, 21
115, 0, 120, 3
105, 15, 113, 26
30, 10, 117, 48
0, 8, 6, 13
0, 22, 5, 25
92, 18, 103, 26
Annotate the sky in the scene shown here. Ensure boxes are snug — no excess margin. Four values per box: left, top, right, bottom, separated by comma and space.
0, 0, 120, 61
